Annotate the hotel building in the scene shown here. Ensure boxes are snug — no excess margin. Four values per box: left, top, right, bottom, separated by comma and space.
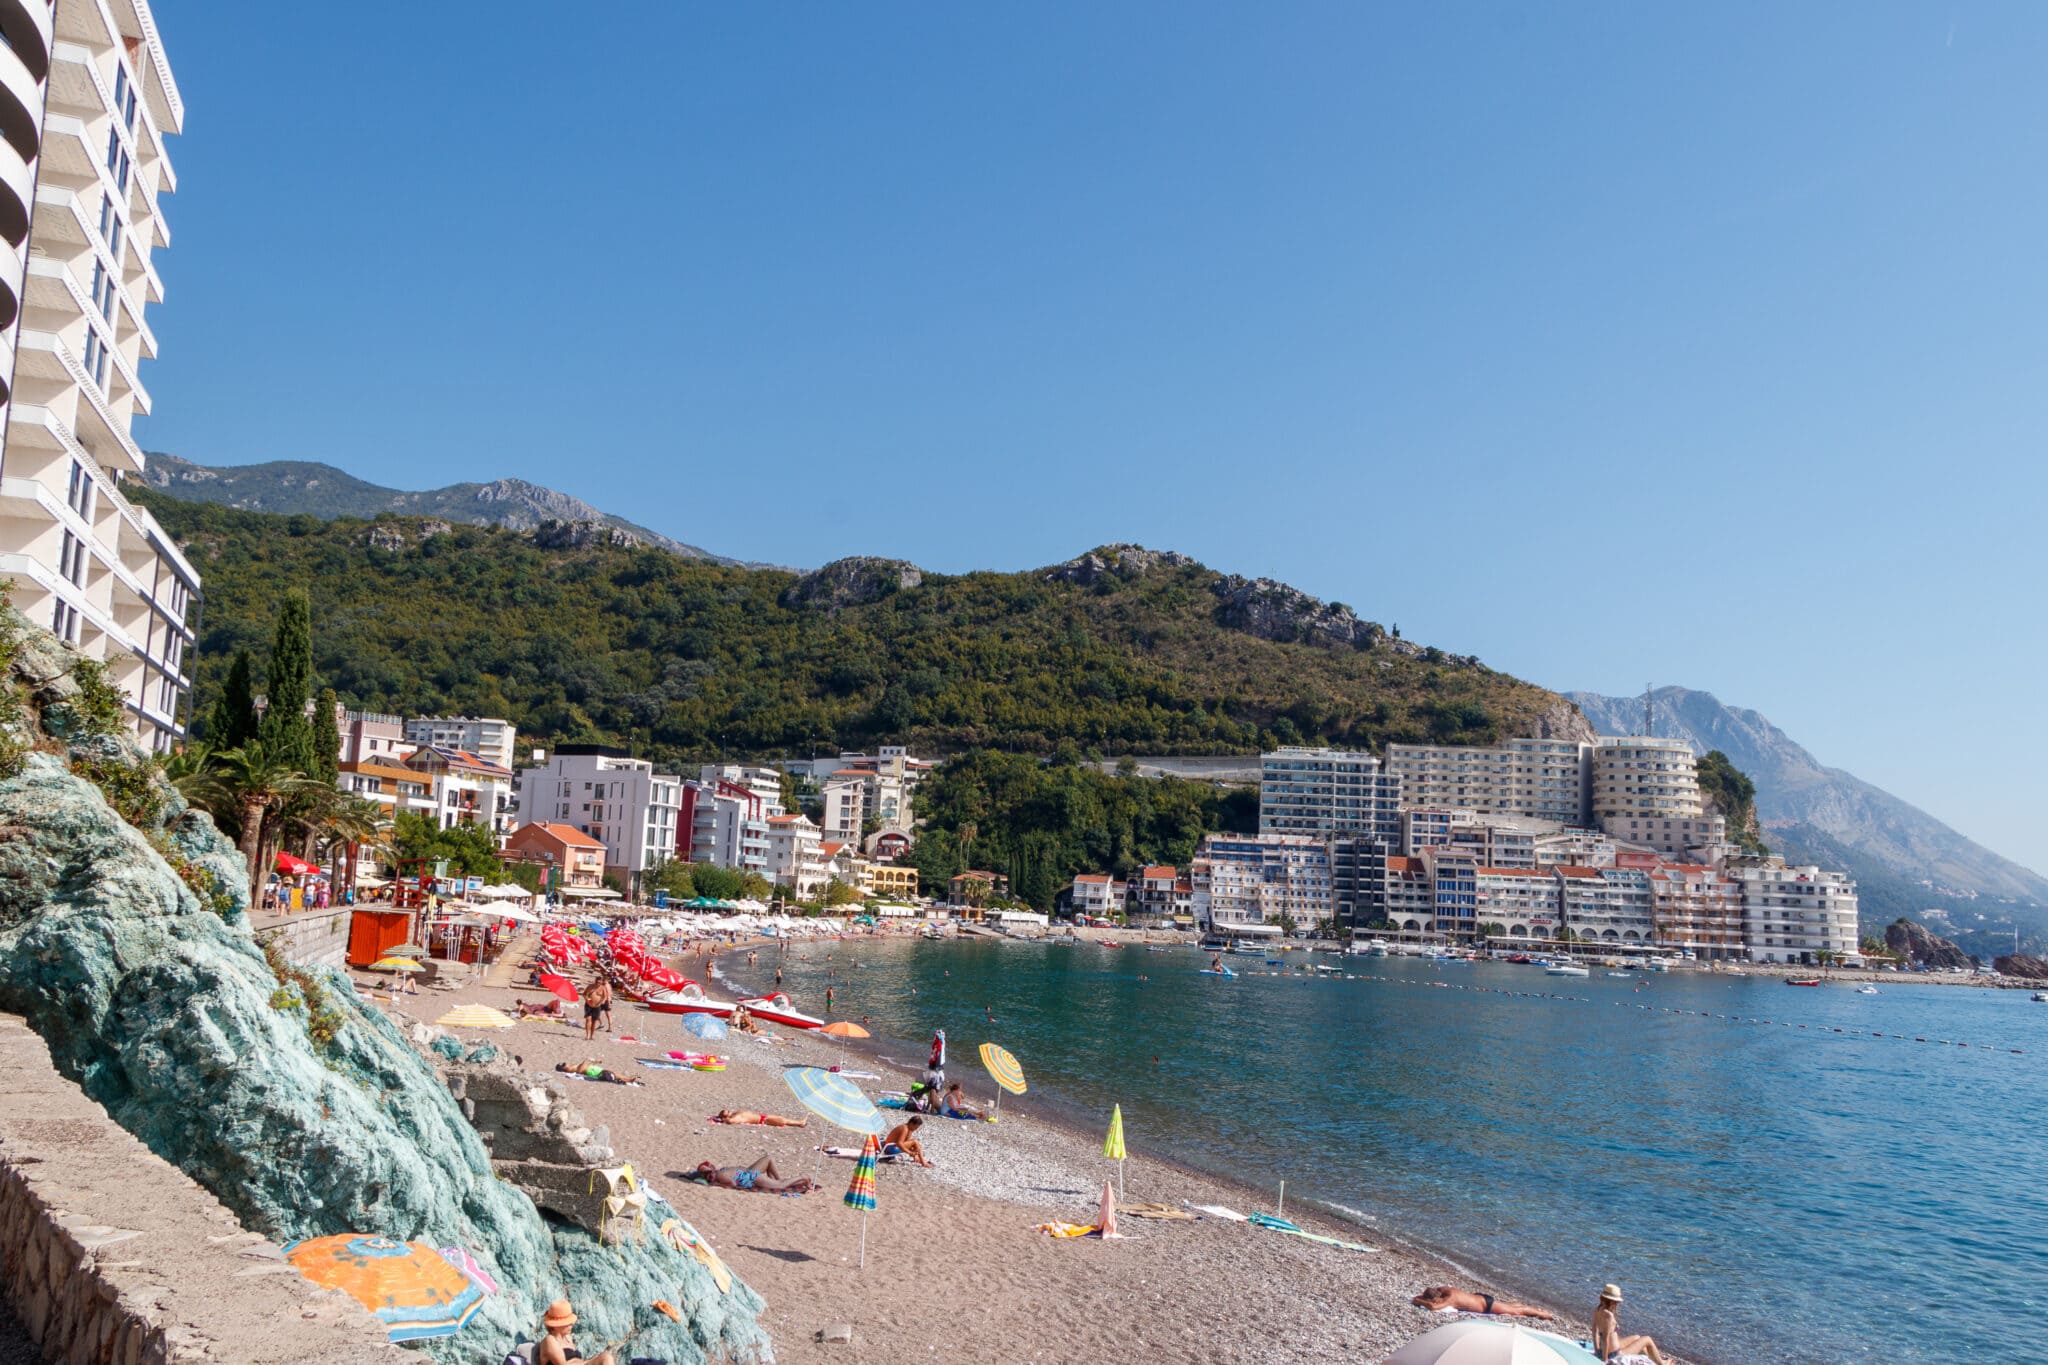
1191, 833, 1332, 931
1259, 746, 1401, 842
1383, 739, 1591, 825
0, 0, 195, 749
1732, 861, 1860, 965
404, 715, 516, 771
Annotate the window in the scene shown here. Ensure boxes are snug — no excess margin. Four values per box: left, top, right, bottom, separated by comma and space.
51, 600, 79, 645
66, 460, 95, 520
59, 531, 85, 586
83, 328, 109, 388
103, 128, 130, 191
112, 64, 138, 131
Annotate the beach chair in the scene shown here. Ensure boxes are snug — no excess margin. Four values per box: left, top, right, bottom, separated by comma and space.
593, 1163, 646, 1247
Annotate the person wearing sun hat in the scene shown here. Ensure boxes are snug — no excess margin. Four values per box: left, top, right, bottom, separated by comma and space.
1592, 1284, 1669, 1365
535, 1298, 615, 1365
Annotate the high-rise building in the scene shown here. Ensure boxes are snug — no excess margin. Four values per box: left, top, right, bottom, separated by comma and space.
1258, 747, 1401, 842
515, 747, 680, 895
678, 778, 768, 873
0, 0, 196, 750
1384, 739, 1591, 825
1190, 833, 1331, 931
404, 716, 517, 771
1731, 860, 1860, 965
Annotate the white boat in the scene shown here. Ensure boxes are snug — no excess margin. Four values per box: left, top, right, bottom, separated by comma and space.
734, 993, 827, 1031
2031, 992, 2047, 1003
1644, 957, 1671, 973
1546, 964, 1591, 978
1856, 986, 1879, 995
1606, 971, 1635, 979
643, 982, 732, 1017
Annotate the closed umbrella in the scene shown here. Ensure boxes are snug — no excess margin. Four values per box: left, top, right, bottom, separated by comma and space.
683, 1014, 729, 1041
433, 1005, 518, 1030
1384, 1322, 1603, 1365
1103, 1104, 1127, 1198
784, 1067, 887, 1135
978, 1042, 1026, 1117
283, 1235, 486, 1343
843, 1132, 879, 1268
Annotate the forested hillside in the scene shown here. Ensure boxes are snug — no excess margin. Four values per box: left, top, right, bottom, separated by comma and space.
139, 492, 1583, 770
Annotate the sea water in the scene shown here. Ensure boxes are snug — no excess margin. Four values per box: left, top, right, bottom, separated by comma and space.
726, 940, 2048, 1363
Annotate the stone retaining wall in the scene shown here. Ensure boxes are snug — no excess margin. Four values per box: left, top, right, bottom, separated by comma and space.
248, 906, 354, 971
0, 1014, 411, 1364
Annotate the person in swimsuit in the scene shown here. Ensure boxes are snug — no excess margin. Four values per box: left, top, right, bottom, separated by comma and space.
1410, 1286, 1555, 1320
555, 1059, 642, 1087
1592, 1285, 1669, 1364
692, 1158, 815, 1194
535, 1297, 614, 1365
881, 1117, 932, 1167
940, 1083, 986, 1120
516, 998, 564, 1019
713, 1109, 809, 1127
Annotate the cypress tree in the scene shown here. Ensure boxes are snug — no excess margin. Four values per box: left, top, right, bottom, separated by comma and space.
259, 589, 315, 771
311, 686, 341, 785
208, 649, 260, 748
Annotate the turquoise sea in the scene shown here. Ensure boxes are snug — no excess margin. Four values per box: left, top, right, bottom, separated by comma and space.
722, 939, 2048, 1363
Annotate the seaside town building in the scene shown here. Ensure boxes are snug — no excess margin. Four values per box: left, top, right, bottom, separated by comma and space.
503, 822, 606, 890
0, 0, 197, 750
677, 777, 769, 873
865, 827, 914, 862
1381, 855, 1435, 937
336, 759, 435, 823
340, 709, 410, 765
403, 716, 517, 771
1556, 864, 1657, 944
1191, 833, 1333, 931
402, 746, 515, 841
948, 870, 1008, 905
1070, 872, 1126, 919
860, 860, 919, 901
1474, 866, 1558, 940
1731, 860, 1860, 964
1259, 747, 1401, 842
515, 747, 680, 896
763, 813, 827, 898
1383, 739, 1591, 825
700, 764, 786, 818
1649, 862, 1746, 960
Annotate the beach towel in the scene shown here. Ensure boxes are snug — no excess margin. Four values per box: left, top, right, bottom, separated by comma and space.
1032, 1222, 1099, 1238
1119, 1202, 1195, 1220
1246, 1212, 1376, 1253
820, 1145, 909, 1163
636, 1058, 690, 1070
1185, 1203, 1248, 1221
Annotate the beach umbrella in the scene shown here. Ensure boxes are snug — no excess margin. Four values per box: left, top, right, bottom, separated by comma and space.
820, 1021, 869, 1038
784, 1067, 887, 1135
978, 1043, 1026, 1116
1103, 1104, 1127, 1198
283, 1235, 486, 1343
369, 957, 425, 974
433, 1005, 518, 1030
843, 1132, 879, 1268
538, 971, 580, 1004
1384, 1322, 1602, 1365
683, 1014, 729, 1041
644, 964, 688, 993
384, 944, 428, 958
433, 1246, 499, 1295
1098, 1179, 1118, 1240
275, 852, 319, 876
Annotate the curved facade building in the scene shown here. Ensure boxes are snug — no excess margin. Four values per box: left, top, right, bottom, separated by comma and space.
0, 0, 197, 751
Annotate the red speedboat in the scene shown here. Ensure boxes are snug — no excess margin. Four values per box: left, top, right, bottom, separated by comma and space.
643, 982, 732, 1016
1785, 977, 1823, 987
734, 993, 827, 1030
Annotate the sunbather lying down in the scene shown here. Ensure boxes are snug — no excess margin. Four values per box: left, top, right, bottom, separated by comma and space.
1411, 1287, 1554, 1321
516, 998, 564, 1019
556, 1059, 643, 1087
689, 1158, 816, 1194
712, 1109, 808, 1127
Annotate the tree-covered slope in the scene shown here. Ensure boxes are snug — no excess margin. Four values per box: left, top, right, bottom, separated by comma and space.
142, 493, 1585, 768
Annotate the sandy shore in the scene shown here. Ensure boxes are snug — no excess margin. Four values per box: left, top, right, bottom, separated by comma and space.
362, 938, 1706, 1365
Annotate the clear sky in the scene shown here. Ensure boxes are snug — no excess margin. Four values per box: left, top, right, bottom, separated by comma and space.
136, 4, 2047, 875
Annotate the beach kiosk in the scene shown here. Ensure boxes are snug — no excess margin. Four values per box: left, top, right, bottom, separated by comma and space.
346, 907, 415, 967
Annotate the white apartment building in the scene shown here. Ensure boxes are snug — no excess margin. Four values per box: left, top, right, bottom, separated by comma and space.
1069, 873, 1126, 919
820, 773, 865, 846
337, 759, 436, 823
0, 0, 196, 750
1381, 856, 1434, 937
404, 746, 516, 842
1649, 862, 1745, 961
1533, 829, 1618, 868
1590, 736, 1701, 821
1599, 812, 1728, 859
1474, 866, 1559, 939
340, 709, 410, 765
404, 716, 516, 771
1191, 833, 1331, 931
1557, 865, 1656, 944
518, 748, 680, 894
1259, 747, 1401, 841
1732, 861, 1860, 965
763, 813, 827, 898
700, 764, 785, 819
1384, 739, 1590, 826
678, 778, 768, 874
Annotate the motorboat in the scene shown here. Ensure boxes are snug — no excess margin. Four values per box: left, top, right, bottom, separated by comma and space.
1546, 964, 1591, 978
1856, 986, 1879, 995
643, 982, 731, 1017
2031, 991, 2047, 1003
1644, 957, 1671, 973
1785, 978, 1823, 987
734, 993, 828, 1030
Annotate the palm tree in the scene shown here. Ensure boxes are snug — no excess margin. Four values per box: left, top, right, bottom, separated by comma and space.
162, 742, 233, 830
317, 796, 391, 891
215, 742, 327, 904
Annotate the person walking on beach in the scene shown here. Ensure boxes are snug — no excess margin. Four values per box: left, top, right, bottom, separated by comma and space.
1592, 1285, 1669, 1365
536, 1298, 613, 1365
581, 978, 608, 1042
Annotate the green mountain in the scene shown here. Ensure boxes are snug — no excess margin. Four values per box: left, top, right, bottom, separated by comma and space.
135, 492, 1588, 768
140, 453, 746, 565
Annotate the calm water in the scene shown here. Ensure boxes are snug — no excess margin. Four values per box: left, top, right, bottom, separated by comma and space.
722, 940, 2048, 1364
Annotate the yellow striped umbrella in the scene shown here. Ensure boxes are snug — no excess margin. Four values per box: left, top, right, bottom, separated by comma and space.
433, 1005, 518, 1030
370, 957, 425, 974
978, 1042, 1026, 1116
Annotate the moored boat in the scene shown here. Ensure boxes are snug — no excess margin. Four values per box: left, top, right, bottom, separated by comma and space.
1786, 977, 1823, 987
1546, 963, 1591, 978
735, 993, 828, 1030
644, 982, 729, 1016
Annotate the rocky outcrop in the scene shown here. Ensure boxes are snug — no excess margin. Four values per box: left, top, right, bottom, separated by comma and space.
1885, 918, 1974, 970
1211, 575, 1411, 654
531, 519, 642, 552
1045, 544, 1197, 586
780, 556, 924, 611
1994, 953, 2048, 982
0, 609, 770, 1364
1530, 700, 1598, 744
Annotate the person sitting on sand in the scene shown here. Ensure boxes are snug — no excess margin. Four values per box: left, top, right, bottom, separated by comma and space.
1592, 1284, 1669, 1365
713, 1108, 809, 1128
556, 1059, 642, 1087
941, 1083, 986, 1120
536, 1297, 613, 1365
515, 998, 564, 1020
730, 1004, 761, 1034
1411, 1286, 1555, 1321
882, 1116, 932, 1167
691, 1158, 816, 1194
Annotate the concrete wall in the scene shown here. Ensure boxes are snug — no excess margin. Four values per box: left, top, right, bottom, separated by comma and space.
0, 1014, 411, 1364
249, 906, 353, 971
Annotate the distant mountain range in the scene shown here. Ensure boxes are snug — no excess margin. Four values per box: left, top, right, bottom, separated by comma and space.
1570, 687, 2048, 935
139, 454, 748, 566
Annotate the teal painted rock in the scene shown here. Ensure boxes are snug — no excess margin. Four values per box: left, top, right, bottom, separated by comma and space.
0, 620, 772, 1363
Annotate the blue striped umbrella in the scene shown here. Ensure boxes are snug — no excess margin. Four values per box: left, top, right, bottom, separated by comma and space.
683, 1014, 729, 1040
783, 1067, 886, 1135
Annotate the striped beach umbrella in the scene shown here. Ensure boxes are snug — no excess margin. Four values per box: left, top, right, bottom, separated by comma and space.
978, 1043, 1026, 1094
1103, 1104, 1128, 1198
283, 1235, 486, 1343
844, 1133, 879, 1268
433, 1005, 518, 1030
784, 1067, 887, 1135
683, 1013, 729, 1040
369, 957, 425, 974
1385, 1321, 1603, 1365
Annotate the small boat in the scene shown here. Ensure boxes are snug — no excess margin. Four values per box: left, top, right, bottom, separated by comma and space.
2031, 992, 2047, 1003
1546, 964, 1590, 978
1199, 967, 1238, 979
1146, 945, 1168, 953
643, 982, 730, 1017
1786, 978, 1823, 987
1606, 972, 1634, 979
735, 993, 828, 1030
1856, 986, 1879, 995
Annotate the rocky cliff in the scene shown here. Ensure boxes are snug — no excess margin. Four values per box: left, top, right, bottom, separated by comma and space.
1884, 918, 1974, 971
0, 606, 770, 1364
779, 555, 925, 610
1993, 953, 2048, 982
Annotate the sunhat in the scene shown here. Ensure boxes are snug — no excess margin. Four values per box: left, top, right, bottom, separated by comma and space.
543, 1299, 576, 1328
1599, 1284, 1624, 1303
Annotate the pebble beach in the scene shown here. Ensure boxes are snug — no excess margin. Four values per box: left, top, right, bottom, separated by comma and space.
383, 935, 1698, 1365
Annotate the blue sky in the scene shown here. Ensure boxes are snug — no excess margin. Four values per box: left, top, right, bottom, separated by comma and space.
137, 4, 2047, 876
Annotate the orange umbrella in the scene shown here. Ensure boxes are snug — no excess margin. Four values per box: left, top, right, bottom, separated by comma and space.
820, 1021, 870, 1038
283, 1235, 487, 1342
